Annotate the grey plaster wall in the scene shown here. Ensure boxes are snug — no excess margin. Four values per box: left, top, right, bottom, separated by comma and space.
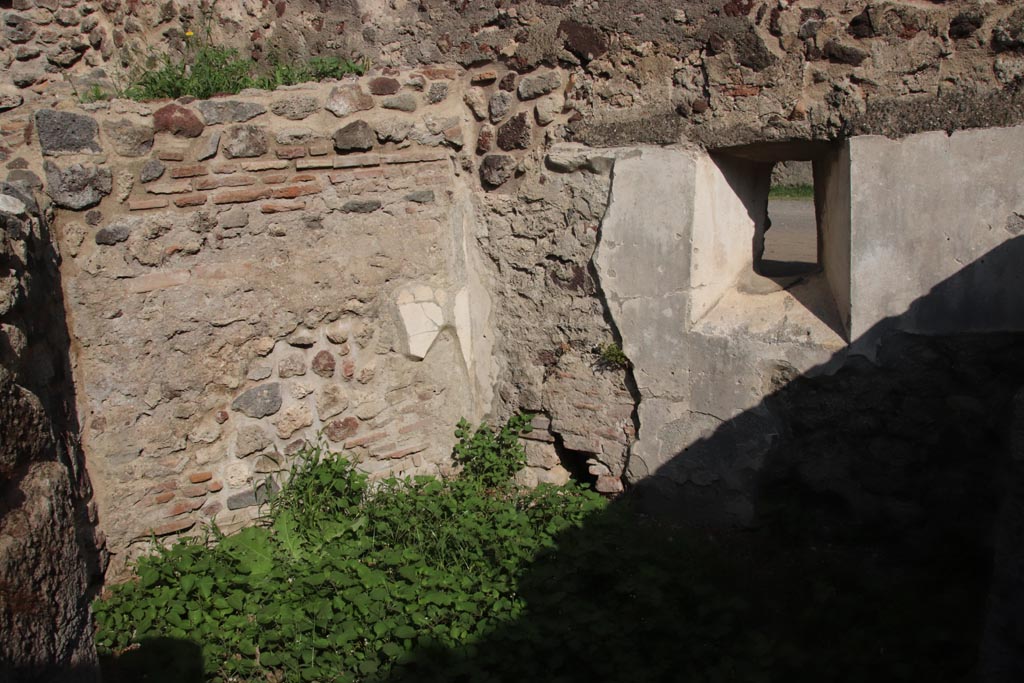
595, 145, 840, 525
849, 125, 1024, 349
816, 143, 852, 337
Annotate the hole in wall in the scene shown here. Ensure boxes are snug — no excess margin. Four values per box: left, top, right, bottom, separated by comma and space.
759, 161, 819, 278
693, 140, 849, 341
552, 432, 599, 488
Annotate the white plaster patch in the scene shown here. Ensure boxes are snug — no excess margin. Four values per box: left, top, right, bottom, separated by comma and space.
397, 285, 446, 360
454, 288, 472, 369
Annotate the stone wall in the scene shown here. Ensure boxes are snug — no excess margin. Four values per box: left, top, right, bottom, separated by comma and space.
1, 64, 643, 574
0, 183, 101, 680
2, 1, 1023, 151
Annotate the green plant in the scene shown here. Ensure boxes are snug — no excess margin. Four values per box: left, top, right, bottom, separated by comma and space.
596, 341, 631, 370
123, 2, 367, 101
452, 413, 532, 488
768, 183, 814, 199
95, 421, 604, 682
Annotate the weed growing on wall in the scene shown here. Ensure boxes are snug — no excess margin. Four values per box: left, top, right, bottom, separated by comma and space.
123, 3, 367, 101
596, 342, 631, 370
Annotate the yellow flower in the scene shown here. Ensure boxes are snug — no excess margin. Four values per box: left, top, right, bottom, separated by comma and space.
185, 30, 194, 37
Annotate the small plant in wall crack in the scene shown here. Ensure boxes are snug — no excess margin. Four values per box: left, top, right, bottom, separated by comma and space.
596, 341, 631, 370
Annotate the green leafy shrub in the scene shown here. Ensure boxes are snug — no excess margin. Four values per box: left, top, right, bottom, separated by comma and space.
452, 413, 532, 488
94, 418, 604, 682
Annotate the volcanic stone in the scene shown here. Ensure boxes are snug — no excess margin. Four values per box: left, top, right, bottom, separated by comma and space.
427, 82, 448, 104
140, 159, 165, 183
480, 154, 516, 188
311, 350, 336, 378
103, 118, 154, 157
405, 190, 435, 203
270, 95, 319, 120
341, 199, 381, 213
324, 416, 359, 442
94, 222, 130, 245
382, 93, 417, 112
35, 110, 102, 155
230, 383, 282, 418
195, 100, 266, 125
153, 104, 204, 138
333, 121, 375, 152
488, 91, 514, 123
368, 77, 400, 95
222, 125, 268, 159
43, 161, 112, 210
325, 85, 374, 117
497, 112, 531, 151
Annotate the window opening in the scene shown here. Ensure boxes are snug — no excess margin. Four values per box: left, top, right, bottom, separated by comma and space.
757, 161, 819, 278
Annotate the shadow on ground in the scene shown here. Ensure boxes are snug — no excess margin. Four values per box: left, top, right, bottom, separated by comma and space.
98, 637, 204, 683
381, 238, 1024, 681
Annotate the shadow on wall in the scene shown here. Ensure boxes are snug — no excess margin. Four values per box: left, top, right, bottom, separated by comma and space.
1, 183, 106, 683
381, 238, 1024, 681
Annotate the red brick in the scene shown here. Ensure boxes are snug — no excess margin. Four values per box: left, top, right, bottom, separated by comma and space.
212, 187, 271, 205
380, 150, 448, 165
381, 446, 425, 460
261, 172, 288, 184
276, 145, 306, 160
418, 66, 458, 80
211, 162, 240, 174
157, 149, 186, 162
271, 183, 320, 200
261, 200, 306, 214
344, 430, 387, 449
182, 484, 208, 498
470, 70, 497, 84
174, 193, 208, 208
242, 160, 289, 172
150, 518, 196, 536
202, 501, 223, 517
129, 198, 169, 211
295, 158, 333, 170
328, 168, 383, 184
332, 153, 380, 169
145, 181, 192, 195
399, 418, 432, 435
193, 174, 257, 191
167, 498, 205, 517
189, 471, 213, 483
154, 491, 175, 504
289, 173, 317, 183
169, 164, 208, 179
308, 141, 332, 157
207, 480, 223, 493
